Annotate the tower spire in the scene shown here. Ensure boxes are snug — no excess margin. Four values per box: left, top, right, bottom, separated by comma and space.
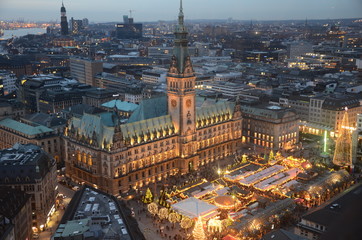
178, 0, 185, 31
169, 0, 193, 75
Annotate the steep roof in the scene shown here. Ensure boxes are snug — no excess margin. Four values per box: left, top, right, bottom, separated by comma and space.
128, 96, 167, 123
102, 99, 138, 112
70, 112, 116, 148
121, 115, 174, 140
197, 101, 235, 121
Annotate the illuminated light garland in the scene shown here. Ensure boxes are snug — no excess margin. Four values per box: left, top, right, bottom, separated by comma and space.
168, 212, 181, 223
148, 202, 158, 216
158, 207, 169, 220
193, 217, 206, 240
180, 216, 193, 229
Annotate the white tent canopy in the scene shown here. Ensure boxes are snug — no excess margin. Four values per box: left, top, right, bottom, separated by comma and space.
171, 197, 218, 220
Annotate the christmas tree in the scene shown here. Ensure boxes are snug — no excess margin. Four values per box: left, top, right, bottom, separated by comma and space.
333, 110, 352, 167
193, 217, 206, 240
242, 154, 248, 163
142, 187, 153, 204
269, 150, 275, 163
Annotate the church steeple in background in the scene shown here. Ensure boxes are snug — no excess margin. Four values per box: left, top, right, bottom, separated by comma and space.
60, 1, 69, 35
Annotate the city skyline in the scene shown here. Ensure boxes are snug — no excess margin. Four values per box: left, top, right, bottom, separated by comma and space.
0, 0, 361, 23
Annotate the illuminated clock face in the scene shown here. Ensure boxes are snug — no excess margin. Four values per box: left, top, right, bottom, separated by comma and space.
186, 99, 192, 107
171, 99, 177, 108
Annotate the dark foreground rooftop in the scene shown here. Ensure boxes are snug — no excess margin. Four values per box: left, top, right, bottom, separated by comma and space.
54, 185, 145, 240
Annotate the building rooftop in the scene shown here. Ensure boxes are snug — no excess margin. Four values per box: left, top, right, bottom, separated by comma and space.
302, 182, 362, 224
241, 104, 297, 120
262, 229, 308, 240
0, 144, 55, 183
102, 100, 139, 113
23, 113, 67, 129
64, 104, 105, 118
0, 118, 53, 136
128, 95, 167, 123
55, 185, 145, 240
84, 88, 118, 98
321, 94, 360, 111
301, 182, 362, 239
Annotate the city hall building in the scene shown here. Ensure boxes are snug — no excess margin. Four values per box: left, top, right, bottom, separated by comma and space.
63, 4, 243, 195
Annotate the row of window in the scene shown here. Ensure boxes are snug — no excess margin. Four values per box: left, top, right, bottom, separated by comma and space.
127, 161, 175, 182
114, 138, 177, 160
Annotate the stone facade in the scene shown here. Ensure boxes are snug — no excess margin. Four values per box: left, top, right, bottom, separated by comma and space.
63, 5, 242, 195
241, 104, 299, 151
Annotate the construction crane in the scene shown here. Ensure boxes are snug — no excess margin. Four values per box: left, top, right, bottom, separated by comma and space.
129, 10, 135, 18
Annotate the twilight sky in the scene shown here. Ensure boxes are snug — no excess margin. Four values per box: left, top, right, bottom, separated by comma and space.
0, 0, 361, 22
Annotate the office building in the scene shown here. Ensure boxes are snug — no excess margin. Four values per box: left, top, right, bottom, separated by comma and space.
241, 104, 299, 151
0, 118, 62, 164
0, 70, 17, 96
0, 55, 32, 77
281, 94, 362, 136
70, 57, 103, 86
69, 17, 83, 35
17, 74, 71, 112
82, 88, 119, 108
116, 15, 143, 39
142, 69, 167, 85
286, 41, 313, 59
0, 100, 26, 121
203, 81, 249, 98
0, 144, 57, 231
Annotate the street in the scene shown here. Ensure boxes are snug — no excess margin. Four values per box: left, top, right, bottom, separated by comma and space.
37, 184, 74, 240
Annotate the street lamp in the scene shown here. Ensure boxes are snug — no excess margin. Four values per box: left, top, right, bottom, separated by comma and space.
232, 195, 236, 211
217, 169, 221, 178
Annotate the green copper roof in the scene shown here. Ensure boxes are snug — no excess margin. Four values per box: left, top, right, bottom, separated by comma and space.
196, 101, 235, 122
0, 118, 53, 136
195, 97, 227, 109
121, 114, 174, 140
102, 99, 139, 112
69, 112, 116, 148
128, 96, 168, 123
168, 0, 194, 75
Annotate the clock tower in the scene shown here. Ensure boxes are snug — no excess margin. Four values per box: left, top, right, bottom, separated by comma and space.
167, 0, 198, 173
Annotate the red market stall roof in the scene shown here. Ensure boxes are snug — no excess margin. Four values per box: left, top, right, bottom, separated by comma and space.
223, 234, 239, 240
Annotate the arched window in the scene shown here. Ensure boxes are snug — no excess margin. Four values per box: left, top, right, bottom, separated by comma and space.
88, 154, 92, 166
82, 152, 87, 163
